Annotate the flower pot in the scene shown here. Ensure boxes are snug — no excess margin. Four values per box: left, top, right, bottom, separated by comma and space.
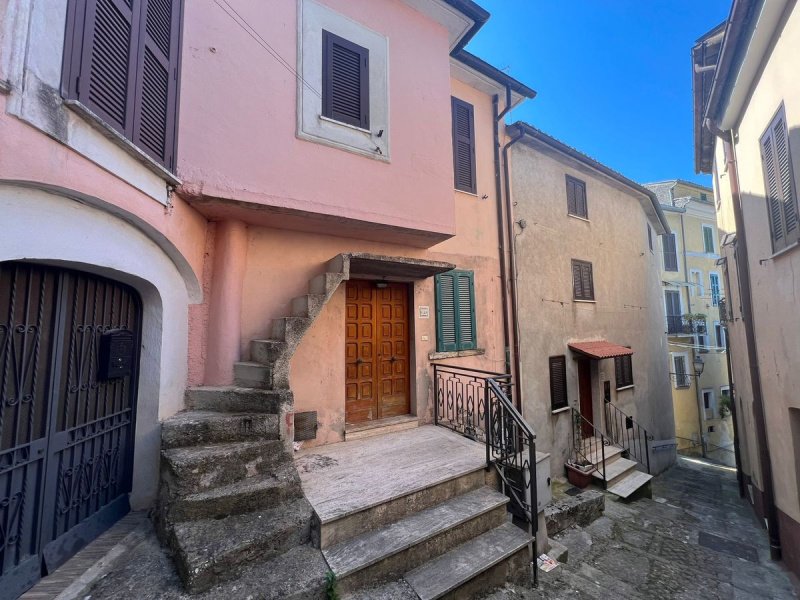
566, 463, 593, 488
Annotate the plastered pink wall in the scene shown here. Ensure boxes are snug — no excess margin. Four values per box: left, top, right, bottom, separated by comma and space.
178, 0, 455, 237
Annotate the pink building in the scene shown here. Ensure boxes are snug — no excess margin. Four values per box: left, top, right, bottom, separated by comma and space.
1, 0, 541, 596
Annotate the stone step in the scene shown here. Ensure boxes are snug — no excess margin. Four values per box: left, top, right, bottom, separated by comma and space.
309, 272, 343, 296
166, 463, 304, 522
606, 470, 653, 499
161, 411, 280, 449
290, 293, 326, 318
584, 443, 624, 466
162, 440, 289, 496
186, 386, 291, 414
325, 487, 508, 593
250, 339, 287, 364
233, 361, 273, 389
271, 316, 312, 342
345, 415, 419, 441
317, 466, 489, 549
167, 497, 313, 594
404, 522, 531, 600
592, 457, 639, 487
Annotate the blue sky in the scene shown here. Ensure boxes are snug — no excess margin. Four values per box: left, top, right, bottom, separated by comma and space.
465, 1, 731, 186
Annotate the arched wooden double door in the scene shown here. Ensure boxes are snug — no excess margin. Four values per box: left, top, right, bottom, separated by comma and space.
0, 262, 141, 599
345, 280, 410, 424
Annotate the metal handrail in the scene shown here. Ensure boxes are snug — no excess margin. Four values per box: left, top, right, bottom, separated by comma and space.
603, 401, 653, 473
570, 408, 608, 486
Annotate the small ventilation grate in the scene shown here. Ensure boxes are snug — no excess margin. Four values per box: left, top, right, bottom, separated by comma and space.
294, 411, 318, 442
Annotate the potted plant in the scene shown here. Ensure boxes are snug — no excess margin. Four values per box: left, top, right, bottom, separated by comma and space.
565, 458, 594, 488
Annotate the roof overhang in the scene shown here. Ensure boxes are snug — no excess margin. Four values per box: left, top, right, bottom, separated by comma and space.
450, 50, 536, 107
507, 122, 670, 235
403, 0, 489, 53
568, 341, 633, 360
338, 253, 456, 281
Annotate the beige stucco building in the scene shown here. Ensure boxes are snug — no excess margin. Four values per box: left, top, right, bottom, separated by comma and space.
644, 180, 734, 466
692, 0, 800, 578
506, 123, 677, 481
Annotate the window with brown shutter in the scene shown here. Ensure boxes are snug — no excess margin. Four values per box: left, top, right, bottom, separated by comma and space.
62, 0, 183, 171
452, 97, 476, 194
549, 355, 568, 411
566, 175, 588, 219
760, 105, 799, 252
322, 30, 369, 129
615, 354, 633, 389
571, 259, 594, 301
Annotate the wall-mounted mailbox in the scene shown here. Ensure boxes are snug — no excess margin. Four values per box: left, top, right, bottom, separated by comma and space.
98, 329, 135, 380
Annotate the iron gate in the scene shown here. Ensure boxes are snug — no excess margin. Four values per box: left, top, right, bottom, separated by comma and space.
0, 262, 141, 599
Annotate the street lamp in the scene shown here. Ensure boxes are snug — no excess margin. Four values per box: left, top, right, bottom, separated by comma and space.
693, 355, 705, 377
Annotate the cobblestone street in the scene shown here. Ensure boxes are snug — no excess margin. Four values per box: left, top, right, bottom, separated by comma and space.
489, 457, 798, 600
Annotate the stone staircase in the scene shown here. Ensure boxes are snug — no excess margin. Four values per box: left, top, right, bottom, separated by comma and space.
582, 438, 653, 499
156, 258, 348, 593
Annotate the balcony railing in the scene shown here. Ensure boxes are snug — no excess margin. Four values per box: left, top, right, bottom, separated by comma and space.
666, 315, 707, 335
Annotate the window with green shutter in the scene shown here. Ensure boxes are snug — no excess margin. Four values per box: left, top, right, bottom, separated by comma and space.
435, 270, 477, 352
702, 225, 715, 253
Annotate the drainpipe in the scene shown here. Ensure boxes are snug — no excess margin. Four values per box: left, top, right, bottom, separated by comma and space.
502, 126, 525, 412
492, 92, 512, 377
722, 316, 745, 496
710, 122, 781, 561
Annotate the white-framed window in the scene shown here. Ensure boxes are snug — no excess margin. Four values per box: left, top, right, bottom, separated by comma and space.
702, 224, 716, 254
664, 289, 684, 334
689, 269, 704, 297
709, 272, 722, 307
672, 353, 691, 388
297, 0, 389, 160
714, 321, 726, 351
702, 388, 716, 420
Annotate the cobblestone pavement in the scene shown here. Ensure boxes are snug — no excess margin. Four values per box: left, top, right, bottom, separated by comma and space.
487, 457, 799, 600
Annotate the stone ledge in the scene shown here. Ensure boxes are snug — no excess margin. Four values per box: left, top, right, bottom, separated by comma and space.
428, 348, 486, 360
545, 488, 604, 536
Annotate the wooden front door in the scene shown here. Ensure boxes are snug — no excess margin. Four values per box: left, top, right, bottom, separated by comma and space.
345, 280, 410, 424
578, 359, 593, 437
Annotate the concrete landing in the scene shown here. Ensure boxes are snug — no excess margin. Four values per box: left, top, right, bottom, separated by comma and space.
296, 425, 486, 523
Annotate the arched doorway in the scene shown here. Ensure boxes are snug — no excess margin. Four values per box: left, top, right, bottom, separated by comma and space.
0, 262, 142, 599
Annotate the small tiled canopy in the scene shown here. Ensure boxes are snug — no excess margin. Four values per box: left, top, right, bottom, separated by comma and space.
568, 340, 633, 360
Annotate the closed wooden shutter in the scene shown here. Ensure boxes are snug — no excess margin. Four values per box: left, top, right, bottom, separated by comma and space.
322, 30, 369, 129
452, 97, 476, 194
549, 356, 568, 410
63, 0, 182, 170
647, 224, 653, 251
615, 354, 633, 388
571, 260, 594, 301
566, 175, 587, 218
566, 177, 577, 215
435, 270, 476, 351
761, 107, 799, 252
662, 234, 678, 271
703, 226, 714, 253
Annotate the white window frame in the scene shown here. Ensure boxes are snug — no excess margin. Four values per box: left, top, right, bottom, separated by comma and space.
689, 268, 704, 297
297, 0, 390, 161
714, 320, 726, 351
709, 272, 722, 307
702, 224, 716, 254
702, 388, 716, 420
672, 352, 691, 389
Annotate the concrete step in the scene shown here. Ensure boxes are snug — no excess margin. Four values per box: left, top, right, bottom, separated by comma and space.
317, 466, 489, 549
325, 487, 508, 592
250, 339, 287, 364
186, 386, 291, 414
606, 470, 653, 499
404, 522, 531, 600
166, 463, 304, 522
233, 361, 273, 389
591, 457, 638, 487
161, 411, 280, 449
167, 497, 313, 594
584, 443, 624, 466
290, 294, 326, 318
309, 272, 344, 296
345, 415, 419, 441
161, 440, 289, 496
271, 316, 312, 342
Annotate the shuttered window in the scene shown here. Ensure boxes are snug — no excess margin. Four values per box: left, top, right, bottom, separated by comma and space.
571, 260, 594, 301
615, 354, 633, 389
549, 355, 568, 411
673, 355, 690, 388
647, 224, 653, 252
62, 0, 183, 170
703, 225, 715, 253
435, 270, 477, 352
451, 97, 476, 194
662, 233, 679, 271
566, 175, 588, 218
322, 30, 369, 129
760, 106, 799, 253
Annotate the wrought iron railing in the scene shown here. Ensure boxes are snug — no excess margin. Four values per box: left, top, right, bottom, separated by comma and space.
433, 364, 537, 586
569, 408, 608, 485
666, 315, 707, 335
603, 401, 653, 473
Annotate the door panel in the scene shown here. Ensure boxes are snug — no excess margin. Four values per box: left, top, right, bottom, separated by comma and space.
0, 263, 140, 598
578, 359, 593, 437
345, 281, 410, 424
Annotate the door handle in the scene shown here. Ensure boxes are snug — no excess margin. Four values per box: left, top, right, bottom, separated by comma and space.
389, 356, 397, 363
355, 358, 364, 365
